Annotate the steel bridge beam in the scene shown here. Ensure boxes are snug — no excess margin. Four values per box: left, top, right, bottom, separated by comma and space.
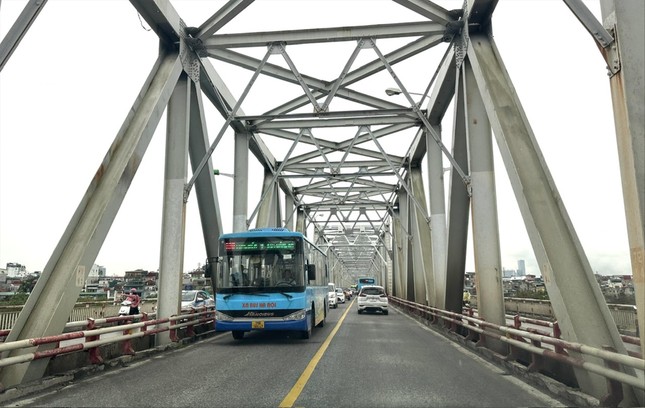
157, 74, 191, 346
409, 169, 433, 305
467, 29, 639, 404
0, 50, 184, 387
0, 0, 48, 71
202, 21, 448, 48
599, 0, 645, 365
463, 60, 506, 354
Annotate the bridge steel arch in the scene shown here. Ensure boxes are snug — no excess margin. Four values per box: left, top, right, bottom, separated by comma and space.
0, 0, 642, 403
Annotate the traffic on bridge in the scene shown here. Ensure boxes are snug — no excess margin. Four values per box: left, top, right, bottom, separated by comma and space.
0, 0, 643, 406
3, 301, 571, 407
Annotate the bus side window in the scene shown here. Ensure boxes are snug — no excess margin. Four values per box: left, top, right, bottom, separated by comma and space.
306, 263, 316, 281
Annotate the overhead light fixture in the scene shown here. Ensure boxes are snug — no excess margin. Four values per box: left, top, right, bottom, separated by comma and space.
385, 87, 401, 96
385, 87, 425, 97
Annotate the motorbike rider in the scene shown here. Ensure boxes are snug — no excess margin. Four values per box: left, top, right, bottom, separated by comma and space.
126, 288, 141, 315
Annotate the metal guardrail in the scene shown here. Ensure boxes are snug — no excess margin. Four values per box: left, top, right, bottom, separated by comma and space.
470, 296, 639, 336
1, 297, 637, 334
0, 301, 158, 330
0, 306, 215, 378
390, 296, 644, 407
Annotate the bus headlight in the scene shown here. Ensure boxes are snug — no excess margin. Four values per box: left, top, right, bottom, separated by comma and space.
216, 311, 233, 321
283, 309, 306, 321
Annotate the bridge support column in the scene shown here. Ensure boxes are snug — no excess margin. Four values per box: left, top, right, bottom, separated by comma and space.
464, 61, 506, 354
410, 169, 434, 305
383, 226, 393, 295
187, 81, 223, 295
157, 73, 191, 346
395, 192, 411, 300
295, 206, 306, 234
392, 205, 406, 299
232, 131, 250, 232
444, 77, 471, 316
427, 126, 448, 309
255, 170, 282, 228
0, 51, 183, 387
284, 193, 295, 231
467, 31, 639, 404
600, 0, 645, 365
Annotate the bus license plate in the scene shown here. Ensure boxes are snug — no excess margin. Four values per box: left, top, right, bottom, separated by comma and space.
252, 321, 264, 329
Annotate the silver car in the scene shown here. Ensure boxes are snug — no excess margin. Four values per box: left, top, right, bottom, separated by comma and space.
181, 290, 215, 311
328, 283, 338, 309
336, 288, 346, 303
357, 285, 388, 315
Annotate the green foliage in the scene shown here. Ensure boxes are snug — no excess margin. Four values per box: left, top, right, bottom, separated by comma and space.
77, 294, 108, 301
0, 292, 109, 306
513, 290, 550, 300
17, 276, 38, 293
1, 292, 29, 305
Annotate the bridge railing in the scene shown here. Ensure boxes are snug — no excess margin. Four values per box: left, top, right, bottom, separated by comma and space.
0, 300, 158, 330
1, 297, 637, 334
0, 306, 215, 392
471, 296, 639, 336
390, 296, 644, 407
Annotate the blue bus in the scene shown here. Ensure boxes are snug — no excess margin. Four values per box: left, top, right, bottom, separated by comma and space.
214, 228, 329, 340
357, 276, 377, 292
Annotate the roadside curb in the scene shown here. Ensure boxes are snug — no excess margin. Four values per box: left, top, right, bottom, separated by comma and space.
394, 305, 600, 407
0, 337, 193, 405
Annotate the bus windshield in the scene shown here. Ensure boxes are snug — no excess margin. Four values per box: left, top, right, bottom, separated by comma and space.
218, 237, 304, 293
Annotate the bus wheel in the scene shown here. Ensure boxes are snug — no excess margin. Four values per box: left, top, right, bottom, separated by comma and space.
232, 330, 244, 340
301, 311, 312, 339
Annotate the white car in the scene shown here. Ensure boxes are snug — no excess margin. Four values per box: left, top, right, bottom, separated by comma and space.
357, 285, 388, 315
328, 283, 338, 309
181, 290, 215, 311
336, 288, 346, 303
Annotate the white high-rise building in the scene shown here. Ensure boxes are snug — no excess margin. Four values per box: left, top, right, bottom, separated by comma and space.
88, 264, 106, 278
517, 259, 526, 277
6, 263, 27, 278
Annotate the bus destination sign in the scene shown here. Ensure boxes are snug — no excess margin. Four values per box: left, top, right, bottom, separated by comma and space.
224, 240, 295, 252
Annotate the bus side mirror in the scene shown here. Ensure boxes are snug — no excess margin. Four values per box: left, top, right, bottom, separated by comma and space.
307, 264, 316, 281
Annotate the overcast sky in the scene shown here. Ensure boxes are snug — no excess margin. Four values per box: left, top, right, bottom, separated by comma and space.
0, 0, 630, 278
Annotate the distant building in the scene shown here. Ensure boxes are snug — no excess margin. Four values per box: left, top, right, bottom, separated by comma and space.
0, 270, 8, 292
184, 265, 211, 291
464, 271, 475, 292
6, 262, 27, 278
88, 264, 106, 278
123, 269, 150, 296
83, 264, 108, 294
517, 259, 526, 277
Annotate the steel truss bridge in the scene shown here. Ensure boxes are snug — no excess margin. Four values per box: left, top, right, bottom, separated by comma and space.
0, 0, 643, 404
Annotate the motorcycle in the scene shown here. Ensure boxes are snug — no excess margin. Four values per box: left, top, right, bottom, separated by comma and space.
118, 299, 132, 317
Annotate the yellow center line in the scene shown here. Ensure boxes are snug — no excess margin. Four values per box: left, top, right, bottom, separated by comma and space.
279, 299, 354, 408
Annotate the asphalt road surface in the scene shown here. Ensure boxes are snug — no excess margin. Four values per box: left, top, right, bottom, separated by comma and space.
6, 300, 568, 407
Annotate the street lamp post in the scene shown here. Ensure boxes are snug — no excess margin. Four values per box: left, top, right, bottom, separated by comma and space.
213, 169, 234, 178
385, 88, 427, 105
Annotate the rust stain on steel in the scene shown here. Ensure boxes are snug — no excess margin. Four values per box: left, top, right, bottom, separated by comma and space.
33, 344, 84, 360
29, 331, 84, 346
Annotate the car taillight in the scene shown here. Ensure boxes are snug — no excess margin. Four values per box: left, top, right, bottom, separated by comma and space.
380, 294, 387, 298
